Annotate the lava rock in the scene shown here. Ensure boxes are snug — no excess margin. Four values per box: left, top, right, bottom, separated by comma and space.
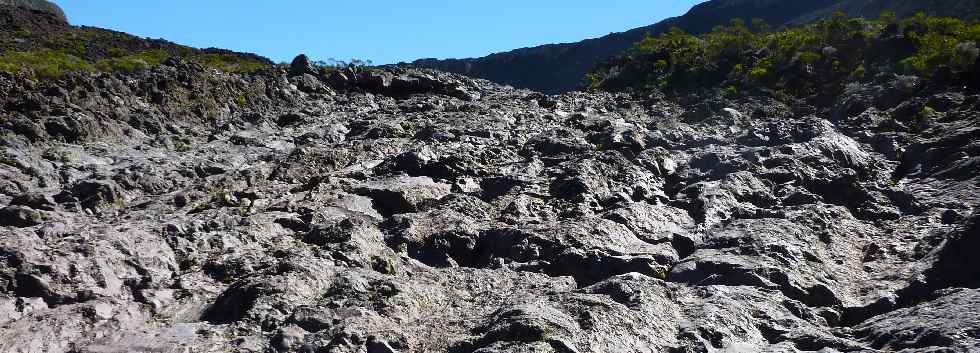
69, 180, 123, 211
0, 205, 42, 227
9, 192, 56, 211
855, 288, 980, 351
0, 0, 68, 23
366, 336, 399, 353
289, 54, 319, 77
355, 176, 452, 215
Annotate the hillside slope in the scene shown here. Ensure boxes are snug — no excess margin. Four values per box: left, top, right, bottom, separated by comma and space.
1, 3, 979, 353
792, 0, 980, 25
413, 0, 838, 94
413, 0, 980, 94
0, 2, 272, 79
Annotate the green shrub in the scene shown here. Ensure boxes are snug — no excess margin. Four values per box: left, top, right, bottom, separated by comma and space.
633, 27, 704, 69
751, 58, 773, 78
920, 106, 940, 120
106, 47, 129, 58
774, 89, 788, 101
96, 57, 149, 73
748, 67, 769, 80
724, 85, 738, 96
45, 34, 88, 56
704, 19, 755, 59
899, 13, 980, 74
799, 51, 822, 63
852, 64, 867, 78
191, 53, 268, 73
95, 50, 170, 73
880, 11, 897, 24
584, 71, 602, 89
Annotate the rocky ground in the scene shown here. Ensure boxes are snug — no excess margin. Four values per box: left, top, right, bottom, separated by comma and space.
1, 37, 979, 353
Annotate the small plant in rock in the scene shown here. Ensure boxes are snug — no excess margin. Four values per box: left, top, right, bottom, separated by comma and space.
920, 106, 941, 120
851, 64, 867, 79
799, 51, 822, 63
724, 85, 738, 97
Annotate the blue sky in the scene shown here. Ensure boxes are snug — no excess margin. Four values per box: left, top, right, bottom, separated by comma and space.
57, 1, 705, 64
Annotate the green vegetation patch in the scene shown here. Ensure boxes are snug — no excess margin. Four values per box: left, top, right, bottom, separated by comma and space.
587, 12, 980, 96
193, 52, 270, 74
0, 48, 94, 79
95, 49, 170, 73
0, 28, 271, 79
900, 14, 980, 73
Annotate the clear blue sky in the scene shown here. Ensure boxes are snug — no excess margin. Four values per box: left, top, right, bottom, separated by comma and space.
56, 1, 705, 64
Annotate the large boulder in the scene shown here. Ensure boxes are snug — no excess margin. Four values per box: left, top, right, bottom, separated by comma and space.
0, 205, 43, 227
855, 288, 980, 351
289, 54, 319, 77
0, 0, 67, 23
354, 176, 452, 216
68, 180, 124, 211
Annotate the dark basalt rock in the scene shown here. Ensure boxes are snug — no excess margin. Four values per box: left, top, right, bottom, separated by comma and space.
9, 192, 56, 211
854, 288, 980, 351
0, 205, 42, 227
354, 175, 452, 216
0, 0, 67, 23
289, 54, 319, 77
68, 179, 123, 211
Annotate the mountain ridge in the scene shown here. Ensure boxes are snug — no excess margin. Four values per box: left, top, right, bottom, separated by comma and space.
413, 0, 980, 93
